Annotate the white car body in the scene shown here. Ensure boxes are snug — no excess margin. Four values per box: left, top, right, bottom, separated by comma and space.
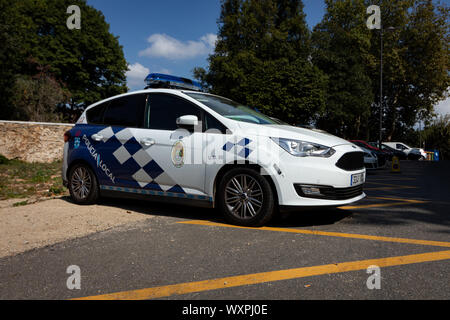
383, 142, 426, 159
63, 89, 366, 224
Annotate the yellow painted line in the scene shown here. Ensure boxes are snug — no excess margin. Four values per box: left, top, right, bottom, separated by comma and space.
366, 196, 428, 203
340, 201, 416, 209
365, 181, 410, 187
364, 186, 418, 190
74, 250, 450, 300
177, 220, 450, 248
341, 196, 427, 209
364, 182, 418, 190
364, 181, 417, 188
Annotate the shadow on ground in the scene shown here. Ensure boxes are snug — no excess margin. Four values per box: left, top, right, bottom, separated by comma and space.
61, 195, 353, 228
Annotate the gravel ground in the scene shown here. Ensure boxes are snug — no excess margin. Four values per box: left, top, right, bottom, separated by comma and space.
0, 197, 151, 258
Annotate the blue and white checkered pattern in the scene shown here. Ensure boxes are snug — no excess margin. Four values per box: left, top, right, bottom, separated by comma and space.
95, 126, 184, 193
223, 138, 253, 158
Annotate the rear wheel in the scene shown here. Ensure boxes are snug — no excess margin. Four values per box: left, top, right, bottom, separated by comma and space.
68, 163, 99, 204
217, 168, 275, 227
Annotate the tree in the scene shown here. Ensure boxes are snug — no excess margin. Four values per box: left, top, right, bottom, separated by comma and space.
422, 114, 450, 160
0, 0, 27, 119
312, 0, 374, 139
366, 0, 449, 141
311, 0, 448, 141
12, 58, 71, 122
194, 0, 327, 125
0, 0, 128, 120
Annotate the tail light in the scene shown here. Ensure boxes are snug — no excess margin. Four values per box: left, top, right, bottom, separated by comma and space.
64, 130, 71, 143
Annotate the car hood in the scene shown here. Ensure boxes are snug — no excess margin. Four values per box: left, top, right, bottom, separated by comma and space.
234, 123, 352, 147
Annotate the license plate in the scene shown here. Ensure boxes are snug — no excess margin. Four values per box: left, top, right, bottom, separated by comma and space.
351, 173, 364, 186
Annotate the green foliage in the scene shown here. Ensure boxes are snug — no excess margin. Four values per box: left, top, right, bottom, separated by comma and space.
198, 0, 449, 145
422, 115, 450, 160
0, 0, 128, 120
196, 0, 327, 125
0, 157, 66, 200
312, 0, 374, 138
365, 0, 449, 141
0, 0, 26, 119
12, 60, 71, 122
0, 154, 10, 165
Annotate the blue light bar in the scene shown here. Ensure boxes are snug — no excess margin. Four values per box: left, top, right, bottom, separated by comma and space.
144, 73, 203, 91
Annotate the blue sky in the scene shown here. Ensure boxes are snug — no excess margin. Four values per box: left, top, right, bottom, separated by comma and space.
87, 0, 326, 90
87, 0, 448, 115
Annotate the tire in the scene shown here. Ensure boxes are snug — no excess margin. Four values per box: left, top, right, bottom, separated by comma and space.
68, 163, 99, 205
217, 167, 275, 227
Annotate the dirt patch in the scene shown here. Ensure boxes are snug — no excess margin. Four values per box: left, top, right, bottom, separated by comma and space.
0, 197, 151, 258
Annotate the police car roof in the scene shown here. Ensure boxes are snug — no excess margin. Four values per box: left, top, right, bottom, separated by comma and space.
83, 88, 206, 112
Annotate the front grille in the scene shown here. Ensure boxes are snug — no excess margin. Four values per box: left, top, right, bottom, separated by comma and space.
335, 152, 364, 171
294, 184, 364, 200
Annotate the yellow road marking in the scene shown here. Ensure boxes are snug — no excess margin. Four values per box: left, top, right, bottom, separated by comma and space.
364, 186, 418, 190
177, 220, 450, 248
340, 196, 427, 209
368, 177, 416, 181
74, 250, 450, 300
365, 181, 416, 188
342, 196, 427, 208
364, 181, 418, 190
366, 196, 428, 203
340, 201, 418, 209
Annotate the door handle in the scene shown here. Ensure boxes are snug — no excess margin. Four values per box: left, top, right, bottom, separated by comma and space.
140, 138, 155, 147
91, 134, 103, 142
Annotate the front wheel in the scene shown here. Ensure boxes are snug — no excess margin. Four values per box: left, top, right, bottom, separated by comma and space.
68, 163, 99, 204
217, 168, 275, 227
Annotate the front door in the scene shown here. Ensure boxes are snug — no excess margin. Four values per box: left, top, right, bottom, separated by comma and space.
129, 93, 207, 198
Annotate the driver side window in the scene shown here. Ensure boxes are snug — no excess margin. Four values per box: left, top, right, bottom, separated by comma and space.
146, 93, 202, 131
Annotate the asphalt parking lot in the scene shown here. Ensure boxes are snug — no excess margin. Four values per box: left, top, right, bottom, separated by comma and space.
0, 160, 449, 300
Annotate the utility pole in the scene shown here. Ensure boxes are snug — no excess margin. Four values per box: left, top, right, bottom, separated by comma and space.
367, 4, 394, 149
380, 28, 383, 149
379, 26, 395, 148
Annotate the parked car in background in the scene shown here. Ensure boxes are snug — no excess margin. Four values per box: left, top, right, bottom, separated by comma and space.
360, 147, 378, 170
383, 142, 426, 160
371, 143, 407, 160
349, 140, 389, 168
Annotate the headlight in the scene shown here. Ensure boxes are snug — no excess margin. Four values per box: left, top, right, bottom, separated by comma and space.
271, 137, 335, 158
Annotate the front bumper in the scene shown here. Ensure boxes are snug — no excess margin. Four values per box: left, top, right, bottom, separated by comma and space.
267, 144, 366, 207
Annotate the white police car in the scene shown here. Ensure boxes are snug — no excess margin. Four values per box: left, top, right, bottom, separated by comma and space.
63, 74, 365, 226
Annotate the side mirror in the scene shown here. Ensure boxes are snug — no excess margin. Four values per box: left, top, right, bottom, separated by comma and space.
176, 115, 198, 130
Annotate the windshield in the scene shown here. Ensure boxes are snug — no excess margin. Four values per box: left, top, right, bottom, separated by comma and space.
185, 92, 279, 125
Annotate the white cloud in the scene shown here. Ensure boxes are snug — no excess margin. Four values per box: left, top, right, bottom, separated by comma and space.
435, 96, 450, 116
153, 67, 171, 74
126, 62, 149, 89
138, 33, 217, 60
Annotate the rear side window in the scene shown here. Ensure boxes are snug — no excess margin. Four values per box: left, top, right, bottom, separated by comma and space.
103, 94, 147, 128
147, 93, 202, 131
86, 101, 109, 124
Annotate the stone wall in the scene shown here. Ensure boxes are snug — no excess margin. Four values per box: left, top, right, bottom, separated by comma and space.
0, 121, 74, 163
